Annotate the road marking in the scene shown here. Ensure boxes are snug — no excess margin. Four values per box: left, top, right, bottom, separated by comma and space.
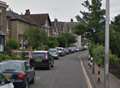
35, 76, 41, 80
81, 60, 93, 88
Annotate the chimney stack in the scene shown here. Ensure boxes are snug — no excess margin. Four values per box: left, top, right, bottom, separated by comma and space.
25, 9, 30, 15
70, 18, 73, 22
54, 18, 58, 23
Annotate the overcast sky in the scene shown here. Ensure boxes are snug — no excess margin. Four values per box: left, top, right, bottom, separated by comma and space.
3, 0, 120, 22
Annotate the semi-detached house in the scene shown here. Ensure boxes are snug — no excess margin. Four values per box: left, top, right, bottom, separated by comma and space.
6, 9, 52, 44
0, 1, 75, 47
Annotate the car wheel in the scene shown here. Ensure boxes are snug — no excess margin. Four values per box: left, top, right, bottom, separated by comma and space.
30, 77, 35, 84
51, 64, 54, 68
47, 64, 51, 70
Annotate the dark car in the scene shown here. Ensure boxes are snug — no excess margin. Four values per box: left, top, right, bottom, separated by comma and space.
32, 51, 54, 70
0, 60, 35, 88
48, 48, 59, 60
0, 73, 14, 88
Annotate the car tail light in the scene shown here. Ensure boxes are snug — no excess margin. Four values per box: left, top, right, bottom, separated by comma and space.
18, 72, 26, 80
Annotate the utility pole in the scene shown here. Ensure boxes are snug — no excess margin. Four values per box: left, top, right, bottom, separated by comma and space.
104, 0, 110, 88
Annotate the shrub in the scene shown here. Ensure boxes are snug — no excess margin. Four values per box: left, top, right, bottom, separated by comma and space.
110, 53, 120, 65
6, 39, 19, 49
92, 44, 104, 65
89, 43, 120, 65
0, 54, 11, 61
0, 54, 28, 62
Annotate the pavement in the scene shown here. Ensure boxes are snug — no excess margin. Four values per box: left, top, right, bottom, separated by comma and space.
81, 50, 120, 88
30, 52, 88, 88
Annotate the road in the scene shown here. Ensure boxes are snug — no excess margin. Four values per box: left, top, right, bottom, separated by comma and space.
30, 52, 88, 88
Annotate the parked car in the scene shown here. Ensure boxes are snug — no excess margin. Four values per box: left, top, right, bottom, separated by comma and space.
74, 47, 80, 52
56, 47, 65, 56
68, 47, 75, 53
48, 48, 59, 60
0, 60, 35, 88
64, 48, 70, 55
0, 73, 14, 88
32, 51, 54, 69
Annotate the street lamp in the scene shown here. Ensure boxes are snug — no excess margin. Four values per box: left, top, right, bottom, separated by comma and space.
104, 0, 110, 88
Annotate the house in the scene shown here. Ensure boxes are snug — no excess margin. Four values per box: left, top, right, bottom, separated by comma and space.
0, 1, 8, 52
6, 9, 53, 44
21, 9, 52, 36
0, 1, 75, 49
0, 1, 8, 38
51, 18, 76, 37
6, 10, 38, 42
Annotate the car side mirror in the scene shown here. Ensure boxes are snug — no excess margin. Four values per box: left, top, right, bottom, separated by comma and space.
5, 80, 11, 84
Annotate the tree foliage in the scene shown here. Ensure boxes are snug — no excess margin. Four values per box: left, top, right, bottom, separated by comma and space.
75, 0, 105, 44
47, 37, 58, 48
73, 23, 87, 35
110, 15, 120, 57
24, 28, 48, 49
6, 39, 19, 49
57, 33, 76, 47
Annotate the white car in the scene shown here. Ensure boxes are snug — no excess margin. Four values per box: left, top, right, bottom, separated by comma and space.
0, 73, 14, 88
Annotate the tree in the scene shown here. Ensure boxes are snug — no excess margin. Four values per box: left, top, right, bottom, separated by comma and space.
75, 0, 105, 44
57, 33, 76, 47
6, 39, 19, 55
73, 22, 87, 35
110, 20, 120, 57
24, 28, 48, 49
47, 37, 58, 48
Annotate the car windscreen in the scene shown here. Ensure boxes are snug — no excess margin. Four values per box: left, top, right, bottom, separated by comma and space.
0, 62, 23, 72
32, 52, 48, 59
49, 49, 57, 55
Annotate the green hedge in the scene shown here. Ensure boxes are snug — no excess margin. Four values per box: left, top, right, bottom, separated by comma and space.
0, 54, 28, 62
89, 43, 120, 65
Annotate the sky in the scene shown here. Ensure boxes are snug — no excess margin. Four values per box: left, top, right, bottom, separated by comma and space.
3, 0, 120, 22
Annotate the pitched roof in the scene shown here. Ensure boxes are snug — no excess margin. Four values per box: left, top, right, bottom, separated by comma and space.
7, 10, 37, 26
7, 10, 52, 28
51, 21, 65, 30
21, 14, 51, 27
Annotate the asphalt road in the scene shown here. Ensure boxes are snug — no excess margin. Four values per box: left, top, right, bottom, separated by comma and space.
30, 52, 88, 88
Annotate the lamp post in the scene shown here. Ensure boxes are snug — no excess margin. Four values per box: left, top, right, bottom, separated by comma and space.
104, 0, 110, 88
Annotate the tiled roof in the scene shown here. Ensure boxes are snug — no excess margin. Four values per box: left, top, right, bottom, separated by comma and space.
21, 14, 51, 27
52, 21, 65, 30
7, 10, 38, 26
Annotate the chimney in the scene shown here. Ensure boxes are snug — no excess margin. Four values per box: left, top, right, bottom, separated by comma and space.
70, 18, 73, 22
25, 9, 30, 15
54, 18, 58, 23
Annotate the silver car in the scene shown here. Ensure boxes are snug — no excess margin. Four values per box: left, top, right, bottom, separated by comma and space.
0, 73, 14, 88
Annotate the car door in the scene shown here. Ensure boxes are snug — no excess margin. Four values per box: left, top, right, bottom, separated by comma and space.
24, 62, 35, 82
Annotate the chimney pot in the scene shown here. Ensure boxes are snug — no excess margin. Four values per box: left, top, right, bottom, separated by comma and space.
25, 9, 30, 15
